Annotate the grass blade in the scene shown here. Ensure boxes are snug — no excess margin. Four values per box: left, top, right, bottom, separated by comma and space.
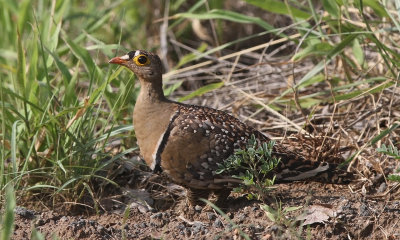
176, 9, 275, 31
245, 0, 310, 19
272, 33, 359, 104
16, 31, 26, 97
1, 184, 16, 240
371, 123, 400, 145
63, 33, 103, 80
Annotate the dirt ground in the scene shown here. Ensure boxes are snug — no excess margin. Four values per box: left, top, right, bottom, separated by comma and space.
11, 157, 400, 240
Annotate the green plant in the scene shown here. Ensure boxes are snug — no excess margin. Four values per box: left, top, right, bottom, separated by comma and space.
216, 134, 280, 200
377, 144, 400, 182
0, 184, 16, 240
261, 202, 304, 238
31, 227, 46, 240
261, 202, 303, 227
0, 0, 149, 209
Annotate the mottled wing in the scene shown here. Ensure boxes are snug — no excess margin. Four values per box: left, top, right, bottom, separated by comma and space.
159, 103, 352, 190
160, 104, 268, 189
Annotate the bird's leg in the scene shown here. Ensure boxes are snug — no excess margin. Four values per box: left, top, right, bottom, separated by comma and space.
186, 188, 210, 206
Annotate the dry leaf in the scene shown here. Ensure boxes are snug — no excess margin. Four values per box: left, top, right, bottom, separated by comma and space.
296, 204, 336, 225
66, 96, 90, 129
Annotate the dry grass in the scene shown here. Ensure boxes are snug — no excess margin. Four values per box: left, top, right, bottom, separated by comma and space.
165, 35, 400, 199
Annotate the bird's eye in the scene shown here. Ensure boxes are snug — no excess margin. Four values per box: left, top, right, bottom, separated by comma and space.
138, 56, 147, 64
134, 55, 150, 66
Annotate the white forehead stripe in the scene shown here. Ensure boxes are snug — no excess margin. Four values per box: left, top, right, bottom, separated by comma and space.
120, 54, 130, 60
134, 50, 140, 57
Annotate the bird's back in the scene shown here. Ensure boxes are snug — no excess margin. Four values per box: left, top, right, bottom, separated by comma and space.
158, 102, 351, 191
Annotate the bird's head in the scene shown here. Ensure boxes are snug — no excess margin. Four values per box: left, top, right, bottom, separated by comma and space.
109, 50, 162, 82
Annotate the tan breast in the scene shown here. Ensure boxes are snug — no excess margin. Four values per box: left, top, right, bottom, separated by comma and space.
133, 100, 177, 170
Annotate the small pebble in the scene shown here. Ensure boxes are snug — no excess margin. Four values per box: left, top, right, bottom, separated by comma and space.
377, 182, 387, 193
270, 225, 279, 232
177, 223, 186, 230
14, 207, 36, 219
184, 228, 191, 237
139, 222, 147, 228
238, 213, 246, 223
207, 212, 216, 220
150, 212, 162, 219
191, 222, 204, 234
97, 225, 105, 232
359, 204, 370, 217
194, 205, 203, 212
213, 218, 223, 228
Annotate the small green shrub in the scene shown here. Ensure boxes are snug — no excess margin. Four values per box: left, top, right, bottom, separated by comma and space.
216, 134, 280, 200
261, 203, 303, 227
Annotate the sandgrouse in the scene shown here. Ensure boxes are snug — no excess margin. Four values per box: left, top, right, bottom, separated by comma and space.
109, 50, 351, 206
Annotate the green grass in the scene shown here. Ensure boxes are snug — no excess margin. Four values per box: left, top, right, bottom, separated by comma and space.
1, 0, 399, 238
261, 202, 304, 238
0, 184, 16, 240
0, 0, 149, 208
377, 142, 400, 182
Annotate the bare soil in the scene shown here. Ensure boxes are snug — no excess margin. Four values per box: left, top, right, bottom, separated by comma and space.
11, 158, 400, 239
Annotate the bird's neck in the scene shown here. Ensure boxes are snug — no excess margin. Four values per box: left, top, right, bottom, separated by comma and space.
133, 77, 177, 171
137, 78, 167, 103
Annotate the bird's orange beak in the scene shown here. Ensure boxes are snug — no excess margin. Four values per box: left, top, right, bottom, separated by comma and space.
109, 55, 129, 65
